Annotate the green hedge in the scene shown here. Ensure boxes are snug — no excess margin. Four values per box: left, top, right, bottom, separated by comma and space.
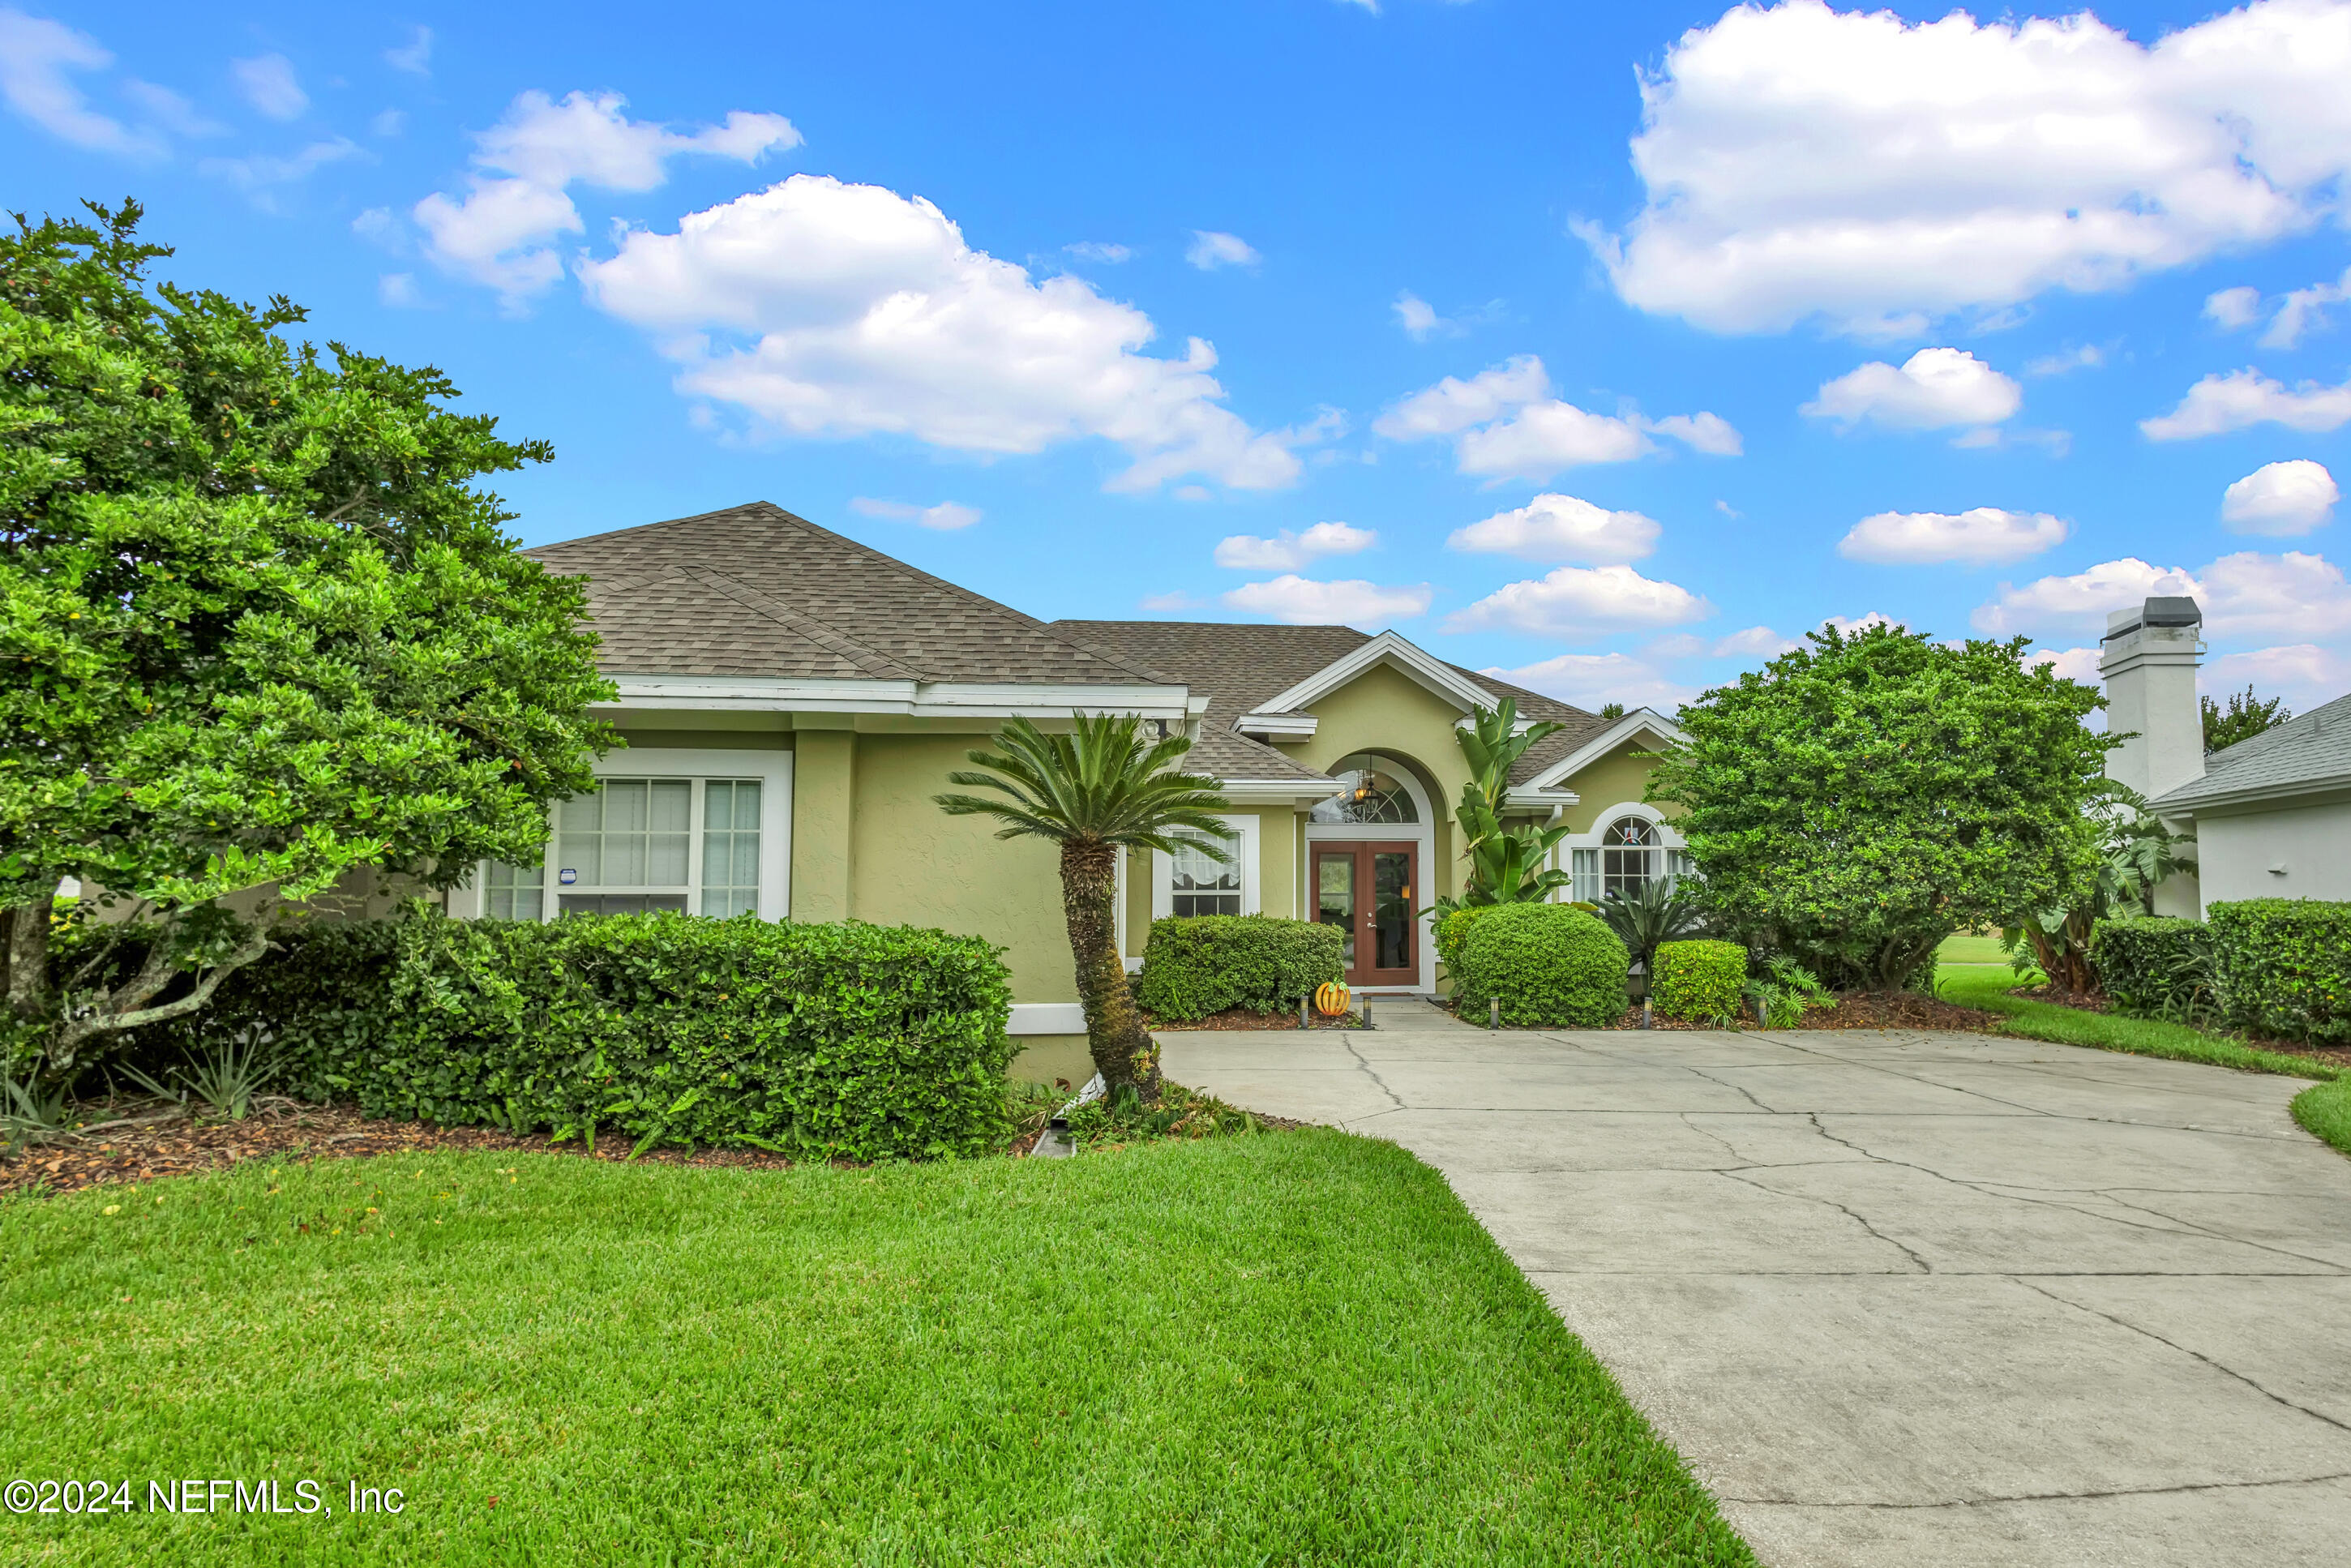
148, 910, 1015, 1160
2089, 917, 2213, 1017
1133, 915, 1345, 1022
1453, 904, 1629, 1028
1434, 905, 1493, 980
1652, 940, 1747, 1022
2210, 899, 2351, 1044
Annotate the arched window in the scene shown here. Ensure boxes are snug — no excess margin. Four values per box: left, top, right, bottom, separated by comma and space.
1309, 754, 1420, 825
1601, 815, 1657, 897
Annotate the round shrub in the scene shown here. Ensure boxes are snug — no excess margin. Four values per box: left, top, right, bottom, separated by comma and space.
1652, 940, 1748, 1022
1434, 904, 1493, 980
1134, 915, 1345, 1022
1454, 903, 1630, 1028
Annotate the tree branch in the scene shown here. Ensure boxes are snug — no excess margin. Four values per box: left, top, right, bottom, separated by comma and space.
57, 919, 276, 1050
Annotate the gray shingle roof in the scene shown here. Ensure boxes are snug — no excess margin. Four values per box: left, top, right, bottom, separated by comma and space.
2152, 690, 2351, 812
1051, 620, 1608, 786
525, 503, 1174, 686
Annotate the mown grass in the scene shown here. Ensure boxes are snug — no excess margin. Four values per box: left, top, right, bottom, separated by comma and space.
0, 1131, 1752, 1567
1932, 932, 2012, 967
1933, 967, 2349, 1160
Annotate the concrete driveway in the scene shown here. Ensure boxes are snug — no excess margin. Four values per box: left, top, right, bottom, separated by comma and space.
1162, 1016, 2351, 1568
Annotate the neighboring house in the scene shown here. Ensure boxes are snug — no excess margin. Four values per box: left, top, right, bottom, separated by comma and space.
2102, 594, 2351, 912
441, 503, 1686, 1079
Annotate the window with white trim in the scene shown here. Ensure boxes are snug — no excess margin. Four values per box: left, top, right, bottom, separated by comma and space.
1169, 828, 1241, 916
480, 775, 771, 919
1570, 849, 1600, 905
1601, 815, 1658, 898
482, 859, 543, 920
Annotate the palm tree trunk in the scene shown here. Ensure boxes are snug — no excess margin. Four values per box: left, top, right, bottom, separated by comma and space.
1058, 839, 1160, 1100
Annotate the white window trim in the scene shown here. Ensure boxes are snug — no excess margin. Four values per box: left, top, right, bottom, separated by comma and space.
1552, 802, 1685, 903
1152, 812, 1259, 921
452, 748, 794, 922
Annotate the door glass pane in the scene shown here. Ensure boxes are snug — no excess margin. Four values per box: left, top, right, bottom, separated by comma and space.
1372, 852, 1412, 971
1317, 855, 1356, 968
700, 780, 762, 918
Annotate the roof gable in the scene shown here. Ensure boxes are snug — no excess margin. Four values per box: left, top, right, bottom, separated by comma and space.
2153, 689, 2351, 812
1511, 709, 1689, 799
1253, 630, 1500, 719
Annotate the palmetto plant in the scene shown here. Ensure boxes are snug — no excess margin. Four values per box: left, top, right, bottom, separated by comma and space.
936, 713, 1231, 1100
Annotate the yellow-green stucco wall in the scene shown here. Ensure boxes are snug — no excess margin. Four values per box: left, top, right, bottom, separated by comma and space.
1556, 739, 1679, 833
1281, 662, 1471, 900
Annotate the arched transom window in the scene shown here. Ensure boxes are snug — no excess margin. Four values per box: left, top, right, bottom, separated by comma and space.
1601, 815, 1657, 897
1310, 754, 1419, 825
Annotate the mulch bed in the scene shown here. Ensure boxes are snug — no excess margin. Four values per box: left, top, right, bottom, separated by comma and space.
1142, 1007, 1358, 1031
1445, 992, 2002, 1034
1, 1096, 807, 1200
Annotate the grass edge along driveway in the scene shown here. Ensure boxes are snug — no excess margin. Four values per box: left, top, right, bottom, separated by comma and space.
1934, 966, 2351, 1159
1, 1128, 1754, 1567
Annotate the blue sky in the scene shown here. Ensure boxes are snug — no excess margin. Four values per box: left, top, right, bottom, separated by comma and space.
6, 0, 2349, 713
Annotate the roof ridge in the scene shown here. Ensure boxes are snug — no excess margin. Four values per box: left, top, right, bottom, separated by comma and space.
734, 503, 1179, 686
677, 564, 923, 681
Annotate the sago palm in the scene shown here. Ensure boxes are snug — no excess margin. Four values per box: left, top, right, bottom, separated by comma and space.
935, 713, 1231, 1099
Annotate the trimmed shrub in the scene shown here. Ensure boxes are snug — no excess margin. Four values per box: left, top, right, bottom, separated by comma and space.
1133, 915, 1345, 1022
1653, 940, 1748, 1022
1434, 904, 1494, 980
2210, 899, 2351, 1044
2089, 917, 2214, 1017
146, 910, 1015, 1160
1454, 903, 1630, 1028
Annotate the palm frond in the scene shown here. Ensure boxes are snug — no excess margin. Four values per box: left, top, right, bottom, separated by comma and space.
931, 712, 1232, 850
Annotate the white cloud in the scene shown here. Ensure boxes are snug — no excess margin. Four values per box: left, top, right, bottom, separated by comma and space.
1713, 625, 1796, 657
2263, 264, 2351, 349
371, 108, 406, 138
1213, 521, 1375, 571
849, 496, 983, 530
1481, 653, 1697, 713
1644, 411, 1743, 456
232, 54, 307, 121
2027, 646, 2104, 683
414, 89, 800, 306
1065, 241, 1131, 263
1838, 508, 2067, 566
1586, 0, 2351, 336
2140, 368, 2351, 439
0, 9, 161, 156
1222, 576, 1430, 628
1394, 291, 1455, 341
200, 137, 363, 203
1823, 610, 1900, 636
121, 79, 222, 138
1186, 230, 1259, 271
1448, 565, 1713, 636
1803, 348, 2022, 431
580, 174, 1313, 492
386, 27, 432, 75
2205, 286, 2263, 329
1973, 550, 2351, 640
2026, 344, 2105, 376
1138, 590, 1205, 612
1446, 493, 1659, 564
2205, 644, 2351, 710
1372, 354, 1735, 481
378, 272, 422, 307
2222, 459, 2338, 535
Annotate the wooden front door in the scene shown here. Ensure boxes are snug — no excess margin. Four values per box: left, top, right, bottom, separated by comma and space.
1313, 841, 1419, 987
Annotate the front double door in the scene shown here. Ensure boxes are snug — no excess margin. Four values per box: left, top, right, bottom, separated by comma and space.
1314, 841, 1418, 987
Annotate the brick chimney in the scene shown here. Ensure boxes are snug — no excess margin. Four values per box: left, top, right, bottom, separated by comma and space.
2099, 595, 2203, 916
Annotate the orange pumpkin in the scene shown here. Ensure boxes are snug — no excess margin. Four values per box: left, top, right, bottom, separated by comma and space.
1314, 980, 1352, 1017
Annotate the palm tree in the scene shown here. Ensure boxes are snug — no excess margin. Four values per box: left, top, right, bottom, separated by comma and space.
935, 713, 1231, 1100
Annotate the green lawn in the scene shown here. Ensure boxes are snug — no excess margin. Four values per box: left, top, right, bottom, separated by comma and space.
1933, 967, 2350, 1159
1933, 932, 2014, 967
0, 1130, 1752, 1566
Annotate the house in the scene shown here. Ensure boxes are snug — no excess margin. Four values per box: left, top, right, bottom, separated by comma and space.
2100, 594, 2351, 913
450, 502, 1687, 1081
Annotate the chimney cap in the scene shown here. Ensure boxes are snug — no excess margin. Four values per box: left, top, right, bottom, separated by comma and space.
2103, 594, 2203, 640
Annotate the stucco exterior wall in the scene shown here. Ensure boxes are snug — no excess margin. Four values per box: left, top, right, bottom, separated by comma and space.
2192, 795, 2351, 910
1284, 662, 1469, 900
846, 730, 1077, 1006
1557, 741, 1677, 833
